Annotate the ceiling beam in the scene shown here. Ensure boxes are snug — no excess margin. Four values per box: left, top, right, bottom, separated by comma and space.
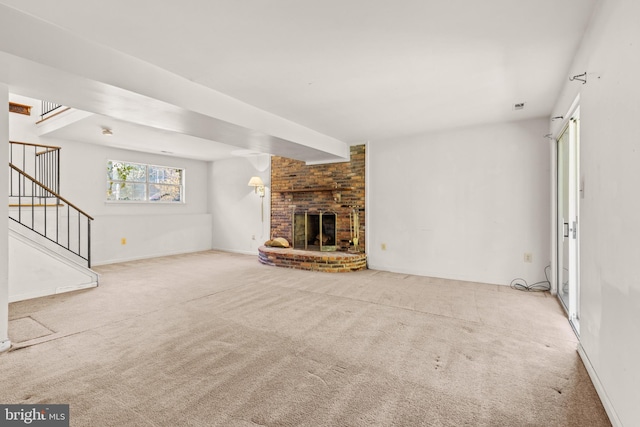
0, 5, 349, 163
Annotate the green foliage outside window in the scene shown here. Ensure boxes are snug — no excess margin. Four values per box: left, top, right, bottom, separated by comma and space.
107, 160, 184, 202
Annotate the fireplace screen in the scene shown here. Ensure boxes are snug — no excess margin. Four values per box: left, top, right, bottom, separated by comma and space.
293, 211, 337, 251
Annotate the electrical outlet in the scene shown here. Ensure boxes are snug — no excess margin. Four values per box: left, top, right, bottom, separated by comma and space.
524, 253, 532, 263
251, 234, 256, 240
121, 238, 127, 245
381, 243, 387, 251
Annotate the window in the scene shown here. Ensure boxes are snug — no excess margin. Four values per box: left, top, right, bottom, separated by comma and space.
106, 160, 184, 202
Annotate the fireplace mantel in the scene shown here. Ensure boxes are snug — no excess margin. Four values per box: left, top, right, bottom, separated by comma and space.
272, 186, 351, 193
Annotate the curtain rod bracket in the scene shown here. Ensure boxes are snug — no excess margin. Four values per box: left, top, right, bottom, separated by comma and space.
569, 72, 587, 84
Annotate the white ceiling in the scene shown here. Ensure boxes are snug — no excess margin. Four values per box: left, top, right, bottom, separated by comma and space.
37, 111, 249, 162
1, 0, 598, 161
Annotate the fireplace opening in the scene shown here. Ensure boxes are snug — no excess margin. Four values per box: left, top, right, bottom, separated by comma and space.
293, 211, 337, 251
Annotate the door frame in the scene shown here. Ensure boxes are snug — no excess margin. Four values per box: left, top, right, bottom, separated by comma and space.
551, 96, 581, 332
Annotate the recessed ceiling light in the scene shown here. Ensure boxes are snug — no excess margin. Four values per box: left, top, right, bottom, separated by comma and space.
102, 128, 113, 136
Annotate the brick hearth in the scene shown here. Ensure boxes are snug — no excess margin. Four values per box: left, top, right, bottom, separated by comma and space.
258, 246, 367, 272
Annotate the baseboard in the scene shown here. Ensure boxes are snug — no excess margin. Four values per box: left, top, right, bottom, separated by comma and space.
92, 248, 213, 266
92, 248, 259, 266
210, 247, 258, 256
577, 344, 622, 427
56, 281, 99, 295
8, 281, 98, 303
365, 262, 509, 286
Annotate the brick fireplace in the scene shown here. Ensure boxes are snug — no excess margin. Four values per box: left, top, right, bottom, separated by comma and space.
260, 144, 366, 272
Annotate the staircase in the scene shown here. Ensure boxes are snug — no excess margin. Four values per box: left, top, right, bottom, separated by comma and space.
8, 140, 97, 302
9, 140, 93, 266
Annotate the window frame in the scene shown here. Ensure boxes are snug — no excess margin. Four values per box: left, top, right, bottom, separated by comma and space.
106, 160, 185, 204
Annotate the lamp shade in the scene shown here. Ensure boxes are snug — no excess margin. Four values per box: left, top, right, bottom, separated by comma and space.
248, 176, 264, 187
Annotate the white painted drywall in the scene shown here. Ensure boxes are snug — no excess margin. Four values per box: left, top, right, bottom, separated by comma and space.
210, 155, 271, 254
8, 228, 98, 302
367, 118, 550, 286
93, 213, 211, 265
550, 0, 640, 425
9, 96, 212, 265
56, 139, 212, 265
0, 84, 10, 351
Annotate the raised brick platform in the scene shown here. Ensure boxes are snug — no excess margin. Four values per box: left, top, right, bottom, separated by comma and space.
258, 246, 367, 273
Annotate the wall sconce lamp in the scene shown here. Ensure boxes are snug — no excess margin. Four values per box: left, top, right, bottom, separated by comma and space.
248, 176, 265, 197
248, 176, 265, 223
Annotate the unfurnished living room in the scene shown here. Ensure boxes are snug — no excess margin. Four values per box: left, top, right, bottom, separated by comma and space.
0, 1, 638, 426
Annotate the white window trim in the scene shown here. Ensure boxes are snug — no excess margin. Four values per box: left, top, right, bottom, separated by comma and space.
106, 160, 185, 204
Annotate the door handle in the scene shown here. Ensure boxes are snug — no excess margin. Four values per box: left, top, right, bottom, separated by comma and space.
563, 223, 569, 238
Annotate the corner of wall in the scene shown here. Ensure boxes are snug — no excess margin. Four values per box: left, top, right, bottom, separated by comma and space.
0, 83, 11, 350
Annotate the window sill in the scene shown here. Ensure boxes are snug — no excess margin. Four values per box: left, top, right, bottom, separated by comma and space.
104, 200, 185, 205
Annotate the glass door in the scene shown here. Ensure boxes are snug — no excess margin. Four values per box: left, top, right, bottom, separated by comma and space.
557, 111, 580, 333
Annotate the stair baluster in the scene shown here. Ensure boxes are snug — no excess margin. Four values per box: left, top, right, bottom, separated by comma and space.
8, 141, 93, 267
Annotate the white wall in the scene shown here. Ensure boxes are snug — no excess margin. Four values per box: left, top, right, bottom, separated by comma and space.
210, 155, 270, 254
8, 227, 98, 302
9, 96, 212, 265
0, 84, 10, 352
551, 0, 640, 425
368, 118, 550, 286
58, 140, 212, 265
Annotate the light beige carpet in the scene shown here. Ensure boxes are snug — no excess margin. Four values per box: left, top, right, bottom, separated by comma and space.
2, 251, 610, 426
8, 316, 55, 343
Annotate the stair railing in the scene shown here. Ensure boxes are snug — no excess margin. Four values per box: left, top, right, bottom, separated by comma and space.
40, 101, 63, 120
9, 141, 60, 197
9, 163, 93, 267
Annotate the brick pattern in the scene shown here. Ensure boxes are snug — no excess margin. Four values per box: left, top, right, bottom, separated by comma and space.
270, 144, 366, 252
258, 246, 367, 273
